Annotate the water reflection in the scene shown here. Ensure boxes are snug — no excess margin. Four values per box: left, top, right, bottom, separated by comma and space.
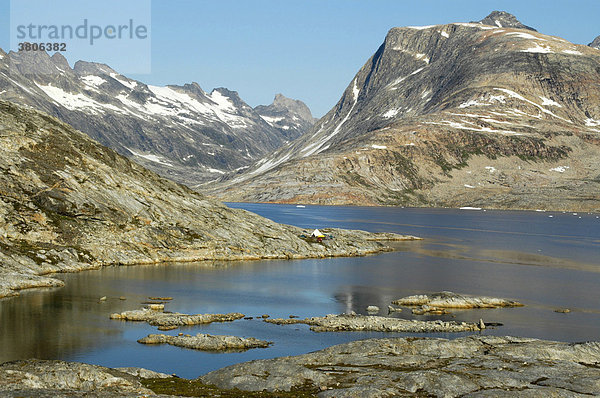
1, 206, 599, 378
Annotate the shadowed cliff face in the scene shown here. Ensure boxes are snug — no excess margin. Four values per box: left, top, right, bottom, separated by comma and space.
208, 14, 600, 211
0, 100, 408, 298
0, 50, 313, 187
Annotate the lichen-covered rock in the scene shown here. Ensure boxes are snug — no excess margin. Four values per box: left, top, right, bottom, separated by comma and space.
0, 359, 157, 397
199, 335, 600, 396
264, 313, 480, 332
138, 333, 271, 351
393, 291, 523, 308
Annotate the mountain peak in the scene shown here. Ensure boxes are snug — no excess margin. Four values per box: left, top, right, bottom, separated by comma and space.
73, 60, 117, 76
477, 11, 537, 31
7, 50, 64, 75
272, 94, 315, 121
50, 52, 71, 71
589, 35, 600, 49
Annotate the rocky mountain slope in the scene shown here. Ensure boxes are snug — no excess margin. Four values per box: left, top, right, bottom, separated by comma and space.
254, 93, 318, 142
589, 35, 600, 50
208, 12, 600, 211
0, 100, 411, 298
0, 50, 314, 186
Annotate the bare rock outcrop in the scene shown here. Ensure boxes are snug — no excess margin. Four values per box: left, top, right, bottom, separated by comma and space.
110, 307, 244, 328
264, 313, 480, 332
393, 291, 524, 309
138, 333, 271, 351
0, 359, 160, 397
209, 13, 600, 212
199, 335, 600, 396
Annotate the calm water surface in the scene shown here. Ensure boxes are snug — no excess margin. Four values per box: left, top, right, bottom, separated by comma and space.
1, 205, 599, 378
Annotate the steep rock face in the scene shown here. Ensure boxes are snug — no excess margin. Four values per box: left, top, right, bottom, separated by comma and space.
0, 100, 406, 298
589, 35, 600, 49
209, 13, 600, 211
0, 50, 311, 186
254, 93, 317, 141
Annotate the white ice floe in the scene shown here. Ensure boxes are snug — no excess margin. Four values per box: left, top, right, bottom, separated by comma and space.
540, 96, 562, 107
296, 205, 306, 208
371, 144, 387, 149
460, 207, 482, 210
549, 166, 569, 173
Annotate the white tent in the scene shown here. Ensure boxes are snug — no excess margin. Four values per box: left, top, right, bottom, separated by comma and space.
311, 229, 324, 237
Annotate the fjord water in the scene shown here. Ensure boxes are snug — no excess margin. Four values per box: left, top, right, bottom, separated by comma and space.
1, 205, 599, 379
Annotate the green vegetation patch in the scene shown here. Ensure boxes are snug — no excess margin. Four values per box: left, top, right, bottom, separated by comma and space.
141, 377, 319, 397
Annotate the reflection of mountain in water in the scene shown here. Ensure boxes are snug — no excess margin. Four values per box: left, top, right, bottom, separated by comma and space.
0, 282, 123, 362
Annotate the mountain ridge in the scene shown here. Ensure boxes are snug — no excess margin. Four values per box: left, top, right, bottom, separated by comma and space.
0, 50, 315, 187
0, 99, 406, 298
207, 12, 600, 211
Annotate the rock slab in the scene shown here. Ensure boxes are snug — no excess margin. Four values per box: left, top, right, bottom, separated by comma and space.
392, 291, 524, 308
200, 335, 600, 396
110, 307, 245, 328
138, 333, 271, 351
264, 313, 480, 332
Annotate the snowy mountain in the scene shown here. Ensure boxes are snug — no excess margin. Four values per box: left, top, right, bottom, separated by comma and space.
255, 94, 318, 141
207, 12, 600, 211
589, 35, 600, 50
0, 49, 314, 186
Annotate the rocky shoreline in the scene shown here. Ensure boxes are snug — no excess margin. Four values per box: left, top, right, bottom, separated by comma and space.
199, 335, 600, 396
0, 100, 420, 300
3, 335, 600, 397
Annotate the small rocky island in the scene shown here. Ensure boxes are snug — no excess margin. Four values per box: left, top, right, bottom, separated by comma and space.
138, 333, 272, 352
265, 313, 481, 333
110, 306, 245, 328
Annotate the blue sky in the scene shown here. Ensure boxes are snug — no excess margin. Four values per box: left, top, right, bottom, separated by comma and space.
1, 1, 599, 117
